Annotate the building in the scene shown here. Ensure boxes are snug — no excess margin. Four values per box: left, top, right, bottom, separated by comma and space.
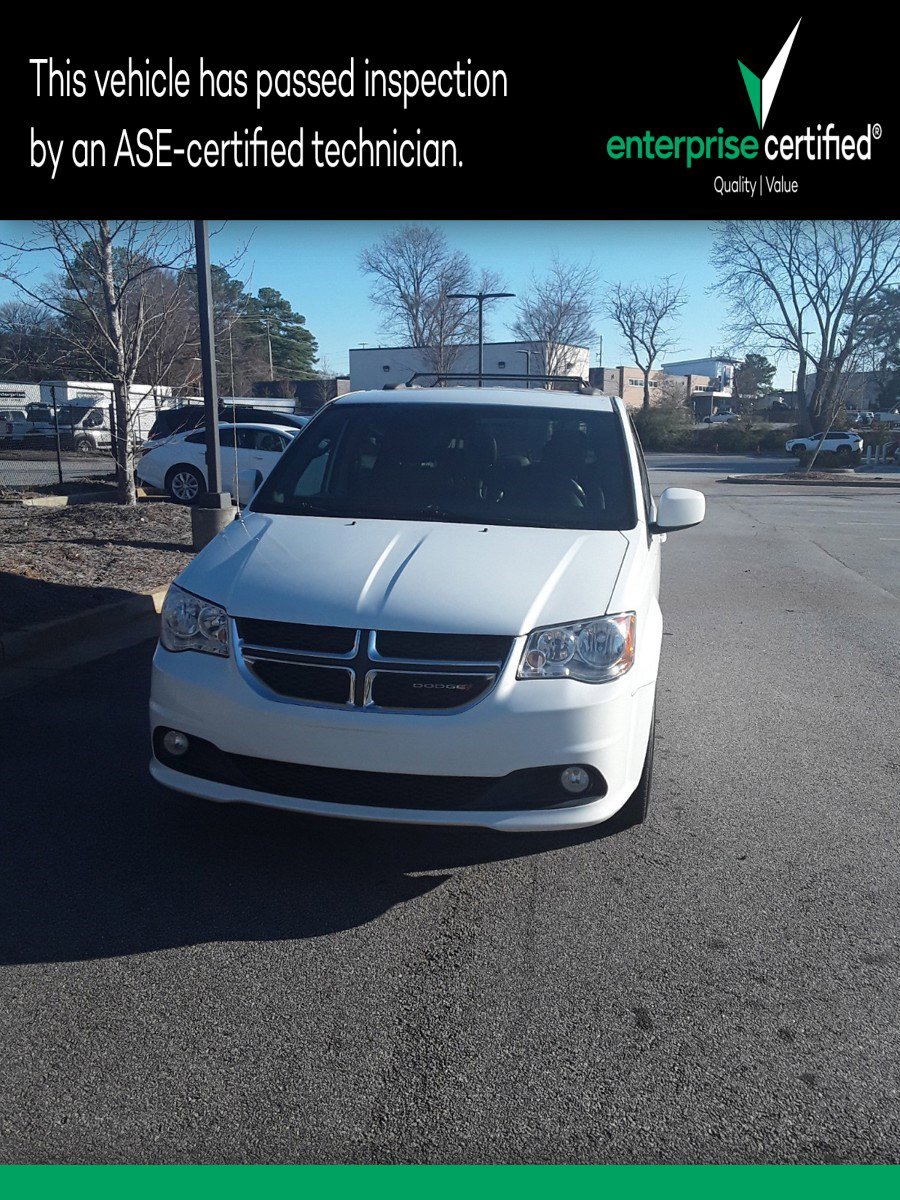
662, 356, 738, 393
349, 342, 590, 392
589, 366, 668, 407
588, 364, 723, 414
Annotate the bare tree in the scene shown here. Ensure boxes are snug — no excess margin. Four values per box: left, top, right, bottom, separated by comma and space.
360, 225, 502, 378
0, 300, 66, 379
604, 276, 687, 411
1, 221, 196, 504
710, 221, 900, 432
511, 257, 599, 384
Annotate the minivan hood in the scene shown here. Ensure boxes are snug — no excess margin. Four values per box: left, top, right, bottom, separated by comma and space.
176, 513, 631, 636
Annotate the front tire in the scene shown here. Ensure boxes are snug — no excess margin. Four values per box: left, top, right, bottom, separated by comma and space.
618, 706, 655, 828
165, 464, 205, 505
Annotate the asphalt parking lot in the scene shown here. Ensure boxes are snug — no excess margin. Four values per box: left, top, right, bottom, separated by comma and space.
1, 455, 898, 1164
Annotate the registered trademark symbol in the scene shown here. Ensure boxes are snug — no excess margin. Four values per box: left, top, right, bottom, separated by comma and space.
873, 124, 882, 139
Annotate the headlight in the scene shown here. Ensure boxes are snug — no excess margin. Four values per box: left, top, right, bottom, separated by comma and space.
159, 584, 229, 656
517, 613, 635, 683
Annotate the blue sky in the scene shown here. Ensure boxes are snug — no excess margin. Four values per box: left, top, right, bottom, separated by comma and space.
0, 220, 793, 386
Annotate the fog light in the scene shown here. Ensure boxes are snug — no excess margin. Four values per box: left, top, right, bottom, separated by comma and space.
162, 729, 190, 757
560, 766, 590, 795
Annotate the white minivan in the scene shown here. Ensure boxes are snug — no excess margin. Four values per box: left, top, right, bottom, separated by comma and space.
150, 388, 705, 833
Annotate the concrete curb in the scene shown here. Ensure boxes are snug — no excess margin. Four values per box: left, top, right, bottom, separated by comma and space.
17, 487, 150, 507
21, 491, 111, 508
723, 473, 900, 487
0, 586, 168, 668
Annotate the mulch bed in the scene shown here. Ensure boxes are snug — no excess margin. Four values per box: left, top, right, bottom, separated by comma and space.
0, 499, 194, 634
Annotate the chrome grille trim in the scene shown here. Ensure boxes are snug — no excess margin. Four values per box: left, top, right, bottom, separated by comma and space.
234, 620, 512, 712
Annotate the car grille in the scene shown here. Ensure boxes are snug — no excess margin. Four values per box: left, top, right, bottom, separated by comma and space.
235, 617, 357, 655
235, 619, 514, 712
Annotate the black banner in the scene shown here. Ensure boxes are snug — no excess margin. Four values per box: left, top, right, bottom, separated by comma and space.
3, 15, 895, 218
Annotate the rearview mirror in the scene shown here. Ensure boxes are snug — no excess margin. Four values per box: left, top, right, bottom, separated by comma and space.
650, 487, 705, 534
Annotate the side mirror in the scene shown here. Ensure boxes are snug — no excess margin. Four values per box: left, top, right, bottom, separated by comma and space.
650, 487, 705, 534
236, 468, 262, 507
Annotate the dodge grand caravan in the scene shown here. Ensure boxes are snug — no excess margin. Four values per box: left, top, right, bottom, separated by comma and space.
150, 388, 705, 832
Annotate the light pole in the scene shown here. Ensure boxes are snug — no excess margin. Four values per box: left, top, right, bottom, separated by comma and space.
516, 348, 531, 389
192, 219, 235, 549
448, 290, 515, 386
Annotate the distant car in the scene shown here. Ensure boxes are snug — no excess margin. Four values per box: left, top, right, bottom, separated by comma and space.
785, 430, 864, 458
702, 411, 737, 424
871, 410, 900, 427
2, 405, 57, 443
137, 422, 298, 504
57, 404, 111, 453
146, 404, 308, 444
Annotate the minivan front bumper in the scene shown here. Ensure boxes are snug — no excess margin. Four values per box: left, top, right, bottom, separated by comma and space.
149, 641, 657, 832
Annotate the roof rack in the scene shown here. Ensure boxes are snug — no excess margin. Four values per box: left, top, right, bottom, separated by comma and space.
390, 371, 596, 395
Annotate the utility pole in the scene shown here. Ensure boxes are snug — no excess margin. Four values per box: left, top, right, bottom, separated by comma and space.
266, 318, 274, 381
448, 290, 515, 386
191, 219, 236, 549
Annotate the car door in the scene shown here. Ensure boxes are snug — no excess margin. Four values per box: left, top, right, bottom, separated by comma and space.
217, 427, 242, 497
237, 427, 288, 479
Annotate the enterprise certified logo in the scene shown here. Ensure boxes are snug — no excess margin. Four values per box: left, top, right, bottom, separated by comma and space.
605, 16, 881, 178
738, 18, 802, 128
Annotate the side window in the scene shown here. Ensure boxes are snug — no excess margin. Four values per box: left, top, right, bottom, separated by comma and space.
258, 431, 286, 454
185, 432, 205, 445
236, 427, 259, 450
219, 428, 237, 449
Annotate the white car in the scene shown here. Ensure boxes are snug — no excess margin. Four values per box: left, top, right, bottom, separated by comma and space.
785, 430, 864, 458
137, 422, 297, 504
150, 388, 705, 834
702, 411, 737, 424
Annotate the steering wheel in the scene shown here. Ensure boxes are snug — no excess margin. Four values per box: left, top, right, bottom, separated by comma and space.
564, 478, 587, 507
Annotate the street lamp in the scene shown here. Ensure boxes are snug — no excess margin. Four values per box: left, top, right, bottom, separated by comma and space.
447, 290, 515, 386
518, 348, 532, 388
192, 219, 235, 550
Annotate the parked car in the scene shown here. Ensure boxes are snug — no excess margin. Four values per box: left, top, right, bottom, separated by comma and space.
137, 422, 298, 504
848, 410, 875, 427
57, 404, 112, 453
785, 430, 864, 458
2, 405, 58, 443
0, 409, 25, 440
871, 410, 900, 427
146, 404, 308, 443
702, 411, 737, 424
149, 387, 706, 833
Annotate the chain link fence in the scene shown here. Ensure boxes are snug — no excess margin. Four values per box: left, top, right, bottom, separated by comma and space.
0, 385, 169, 497
0, 386, 114, 496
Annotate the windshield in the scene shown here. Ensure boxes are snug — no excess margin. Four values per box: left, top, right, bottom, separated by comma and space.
251, 402, 637, 531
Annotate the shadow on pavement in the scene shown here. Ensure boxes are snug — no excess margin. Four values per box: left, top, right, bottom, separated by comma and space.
0, 640, 617, 966
0, 570, 140, 636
